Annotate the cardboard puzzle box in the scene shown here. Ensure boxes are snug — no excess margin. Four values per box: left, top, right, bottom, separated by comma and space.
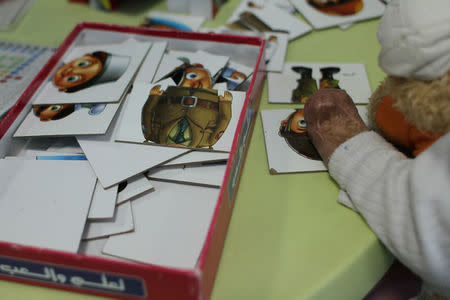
0, 22, 266, 300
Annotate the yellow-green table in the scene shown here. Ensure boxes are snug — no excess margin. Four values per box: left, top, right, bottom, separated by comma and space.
0, 0, 393, 299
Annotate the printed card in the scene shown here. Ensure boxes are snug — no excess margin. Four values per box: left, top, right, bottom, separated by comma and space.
13, 101, 121, 137
103, 181, 218, 269
261, 107, 368, 174
142, 11, 205, 32
290, 0, 385, 30
33, 39, 151, 105
227, 0, 312, 40
147, 162, 227, 188
0, 159, 96, 252
115, 82, 246, 152
153, 50, 229, 87
83, 201, 134, 241
268, 62, 372, 104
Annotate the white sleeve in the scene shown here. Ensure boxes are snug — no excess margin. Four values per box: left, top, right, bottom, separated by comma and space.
328, 131, 450, 297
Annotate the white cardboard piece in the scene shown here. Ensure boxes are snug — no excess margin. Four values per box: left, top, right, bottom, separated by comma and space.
83, 201, 134, 240
133, 41, 167, 84
260, 107, 368, 174
116, 174, 154, 205
33, 39, 152, 105
115, 82, 246, 153
78, 238, 128, 261
147, 162, 227, 188
103, 180, 218, 269
268, 62, 372, 104
162, 150, 229, 167
290, 0, 385, 30
88, 180, 119, 220
0, 159, 96, 253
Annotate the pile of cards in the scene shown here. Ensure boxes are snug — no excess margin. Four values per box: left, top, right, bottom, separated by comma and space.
226, 0, 312, 41
2, 35, 256, 268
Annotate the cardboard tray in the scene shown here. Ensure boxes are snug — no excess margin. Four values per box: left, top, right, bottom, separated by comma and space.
0, 22, 266, 300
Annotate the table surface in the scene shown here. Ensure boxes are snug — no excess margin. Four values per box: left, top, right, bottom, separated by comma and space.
0, 0, 393, 299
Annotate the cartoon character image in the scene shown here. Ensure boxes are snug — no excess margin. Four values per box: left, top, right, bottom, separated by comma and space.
33, 103, 106, 121
291, 66, 341, 103
279, 109, 321, 160
307, 0, 364, 16
53, 51, 130, 93
216, 67, 248, 90
141, 85, 233, 149
319, 67, 341, 89
141, 17, 192, 31
158, 57, 216, 88
291, 66, 318, 103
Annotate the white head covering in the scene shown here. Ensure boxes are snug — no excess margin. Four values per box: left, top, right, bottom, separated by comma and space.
377, 0, 450, 81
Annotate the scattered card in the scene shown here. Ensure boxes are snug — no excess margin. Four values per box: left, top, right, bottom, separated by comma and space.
0, 159, 96, 252
261, 107, 368, 174
83, 201, 134, 240
290, 0, 385, 30
268, 62, 372, 104
33, 39, 151, 105
162, 150, 229, 167
147, 162, 227, 188
116, 174, 154, 205
88, 180, 119, 220
103, 180, 218, 269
